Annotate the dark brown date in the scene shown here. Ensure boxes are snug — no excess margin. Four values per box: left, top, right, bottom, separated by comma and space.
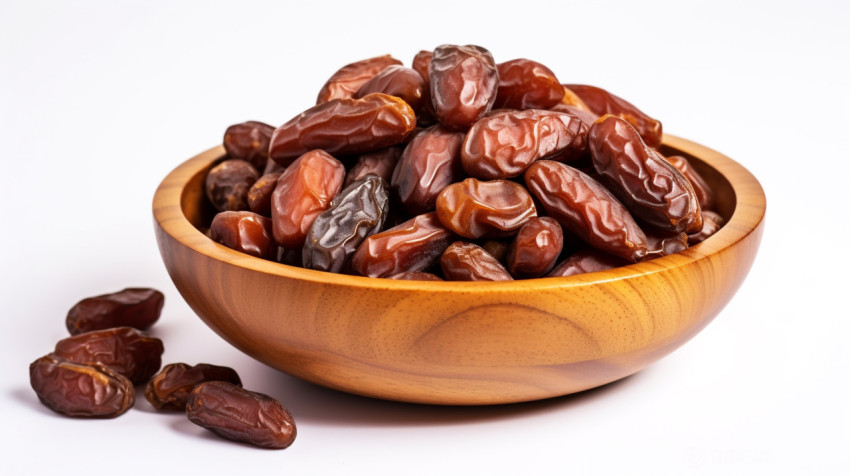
665, 155, 715, 210
644, 231, 689, 259
30, 354, 134, 418
210, 211, 277, 260
223, 121, 275, 170
506, 217, 564, 278
589, 115, 702, 234
66, 288, 164, 335
494, 58, 565, 110
271, 150, 345, 248
54, 327, 164, 385
302, 175, 389, 273
440, 241, 513, 281
145, 363, 242, 411
435, 178, 537, 239
481, 240, 510, 263
387, 271, 444, 281
269, 93, 416, 166
461, 109, 584, 179
430, 44, 498, 130
356, 65, 426, 112
525, 160, 648, 262
247, 171, 283, 217
688, 210, 724, 245
316, 54, 402, 104
391, 125, 465, 214
204, 159, 260, 212
351, 212, 455, 278
186, 381, 296, 449
547, 248, 629, 277
344, 146, 402, 187
565, 84, 663, 148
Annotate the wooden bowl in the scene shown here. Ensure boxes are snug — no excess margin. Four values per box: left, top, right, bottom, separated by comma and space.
153, 135, 765, 405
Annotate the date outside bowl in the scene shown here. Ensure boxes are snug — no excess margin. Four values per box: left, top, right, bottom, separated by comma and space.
152, 134, 765, 405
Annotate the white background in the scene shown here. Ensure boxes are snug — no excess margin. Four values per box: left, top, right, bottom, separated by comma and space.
2, 0, 848, 474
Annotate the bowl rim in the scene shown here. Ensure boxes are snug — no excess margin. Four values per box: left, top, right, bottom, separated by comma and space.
153, 134, 766, 292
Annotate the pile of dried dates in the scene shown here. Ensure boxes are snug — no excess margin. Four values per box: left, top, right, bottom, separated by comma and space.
205, 44, 725, 280
29, 288, 296, 449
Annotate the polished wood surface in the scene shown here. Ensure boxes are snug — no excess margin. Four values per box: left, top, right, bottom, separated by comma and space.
153, 135, 766, 405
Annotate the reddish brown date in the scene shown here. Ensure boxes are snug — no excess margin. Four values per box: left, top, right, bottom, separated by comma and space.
54, 327, 164, 385
145, 363, 242, 411
565, 84, 663, 148
223, 121, 275, 170
247, 171, 283, 217
411, 50, 437, 125
269, 93, 416, 166
494, 59, 565, 110
351, 212, 455, 278
461, 109, 584, 179
589, 115, 702, 234
525, 160, 648, 262
558, 87, 592, 112
387, 271, 444, 281
356, 65, 426, 112
688, 210, 724, 245
644, 231, 689, 259
665, 155, 715, 210
547, 248, 630, 277
344, 146, 402, 187
271, 150, 345, 248
205, 159, 260, 212
210, 211, 277, 260
412, 50, 433, 90
66, 288, 164, 335
482, 240, 510, 263
430, 44, 498, 130
316, 54, 402, 104
186, 381, 296, 449
30, 354, 135, 418
391, 125, 465, 214
506, 217, 564, 278
436, 178, 537, 239
440, 241, 513, 281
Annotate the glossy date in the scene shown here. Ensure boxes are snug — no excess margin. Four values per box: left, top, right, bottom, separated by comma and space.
564, 84, 663, 148
205, 159, 260, 212
356, 65, 426, 112
391, 125, 465, 214
316, 54, 402, 104
440, 241, 513, 281
506, 217, 564, 278
210, 211, 277, 260
494, 58, 564, 110
436, 178, 537, 239
430, 44, 498, 130
145, 363, 242, 411
223, 121, 275, 170
66, 288, 164, 335
54, 327, 164, 385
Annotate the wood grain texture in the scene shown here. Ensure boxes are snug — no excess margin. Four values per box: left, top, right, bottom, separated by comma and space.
153, 134, 766, 405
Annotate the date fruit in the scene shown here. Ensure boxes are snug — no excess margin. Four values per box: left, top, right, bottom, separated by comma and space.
548, 248, 629, 277
665, 155, 714, 210
223, 121, 275, 170
356, 65, 426, 112
506, 217, 564, 278
688, 210, 724, 245
494, 58, 565, 110
316, 54, 402, 104
247, 171, 283, 217
430, 44, 498, 130
440, 241, 513, 281
436, 178, 536, 239
210, 211, 277, 260
345, 146, 402, 187
391, 125, 465, 214
145, 363, 242, 411
186, 381, 297, 449
54, 327, 164, 385
564, 84, 663, 148
30, 354, 135, 418
66, 287, 164, 335
205, 159, 260, 212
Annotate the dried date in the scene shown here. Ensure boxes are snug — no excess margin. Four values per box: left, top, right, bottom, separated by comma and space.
644, 231, 689, 259
145, 363, 242, 411
210, 211, 277, 260
435, 178, 536, 239
440, 241, 513, 281
525, 160, 648, 262
548, 248, 629, 277
66, 288, 164, 335
303, 175, 389, 273
186, 381, 296, 449
223, 121, 275, 170
345, 146, 402, 187
205, 159, 260, 212
30, 354, 135, 418
247, 171, 283, 217
356, 65, 426, 112
665, 155, 714, 210
430, 44, 498, 130
54, 327, 164, 385
494, 58, 565, 110
506, 217, 564, 278
688, 210, 724, 245
564, 84, 663, 148
269, 93, 416, 166
316, 54, 402, 104
391, 125, 465, 214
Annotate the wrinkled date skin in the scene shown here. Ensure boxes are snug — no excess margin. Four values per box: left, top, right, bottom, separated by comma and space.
66, 288, 164, 335
345, 146, 402, 187
507, 217, 564, 278
644, 231, 689, 259
210, 211, 277, 260
205, 159, 260, 212
565, 84, 663, 148
356, 65, 426, 112
440, 241, 513, 281
351, 212, 455, 278
186, 381, 296, 449
411, 50, 437, 125
269, 93, 416, 166
30, 354, 135, 418
688, 210, 724, 245
316, 54, 402, 104
435, 178, 537, 239
271, 150, 345, 248
494, 59, 565, 110
430, 44, 499, 131
223, 121, 275, 170
391, 125, 465, 214
589, 115, 702, 234
665, 155, 715, 210
145, 363, 242, 411
302, 175, 390, 273
525, 160, 648, 262
247, 171, 283, 217
548, 248, 630, 277
461, 110, 584, 179
54, 327, 164, 385
387, 271, 444, 281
